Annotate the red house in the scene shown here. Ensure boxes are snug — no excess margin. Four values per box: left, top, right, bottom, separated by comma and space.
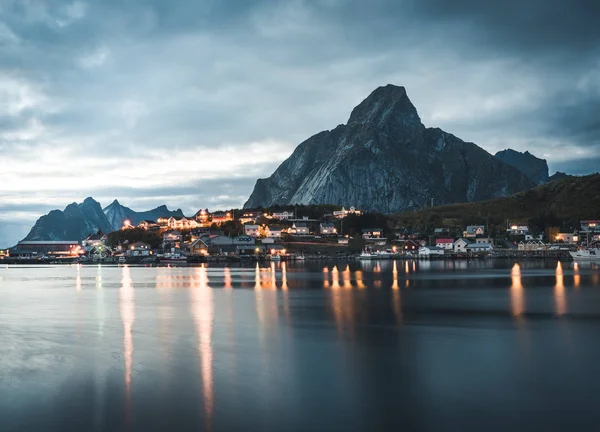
403, 240, 421, 253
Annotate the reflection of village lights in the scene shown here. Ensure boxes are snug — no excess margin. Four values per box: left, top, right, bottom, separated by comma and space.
555, 261, 566, 316
331, 266, 340, 289
510, 263, 524, 317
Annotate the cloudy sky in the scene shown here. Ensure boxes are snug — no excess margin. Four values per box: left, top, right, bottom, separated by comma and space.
1, 0, 599, 246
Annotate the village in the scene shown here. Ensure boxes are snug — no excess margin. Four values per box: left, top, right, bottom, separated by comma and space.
2, 205, 599, 264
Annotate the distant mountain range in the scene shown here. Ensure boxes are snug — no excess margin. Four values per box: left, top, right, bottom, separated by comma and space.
22, 198, 184, 242
245, 85, 563, 212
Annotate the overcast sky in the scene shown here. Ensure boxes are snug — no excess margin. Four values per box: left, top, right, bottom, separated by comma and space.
1, 0, 599, 246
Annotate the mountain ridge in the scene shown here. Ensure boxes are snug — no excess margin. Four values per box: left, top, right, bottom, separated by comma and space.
22, 198, 185, 242
245, 84, 535, 212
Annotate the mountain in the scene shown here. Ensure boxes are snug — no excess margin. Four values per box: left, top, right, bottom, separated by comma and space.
494, 149, 549, 185
23, 198, 114, 241
548, 171, 572, 182
22, 198, 185, 242
103, 200, 184, 231
244, 85, 535, 212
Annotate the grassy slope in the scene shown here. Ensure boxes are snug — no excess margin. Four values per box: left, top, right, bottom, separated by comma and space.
392, 174, 600, 234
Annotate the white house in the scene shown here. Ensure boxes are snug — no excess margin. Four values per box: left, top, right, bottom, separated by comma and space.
266, 227, 283, 239
320, 222, 337, 235
272, 211, 294, 220
292, 222, 309, 235
507, 223, 529, 235
333, 206, 361, 218
466, 243, 493, 253
454, 238, 473, 253
475, 237, 493, 244
419, 246, 445, 257
244, 224, 260, 237
435, 238, 454, 250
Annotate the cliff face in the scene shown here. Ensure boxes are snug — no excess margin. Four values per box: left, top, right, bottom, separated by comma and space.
495, 149, 549, 185
244, 85, 534, 212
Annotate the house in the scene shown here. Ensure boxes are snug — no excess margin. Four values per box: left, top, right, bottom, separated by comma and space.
362, 228, 383, 239
435, 238, 454, 250
16, 240, 82, 257
291, 222, 309, 235
453, 238, 473, 253
518, 240, 546, 251
554, 232, 577, 244
333, 206, 361, 218
163, 230, 182, 249
211, 211, 233, 225
126, 242, 151, 257
403, 240, 420, 253
239, 210, 261, 225
463, 225, 485, 238
237, 245, 265, 255
137, 220, 158, 230
507, 223, 529, 235
158, 216, 199, 230
475, 236, 493, 245
266, 226, 283, 239
187, 238, 209, 256
580, 220, 600, 233
525, 234, 544, 241
418, 246, 445, 257
320, 222, 337, 235
195, 209, 211, 225
210, 236, 234, 246
434, 228, 450, 237
272, 211, 294, 220
244, 224, 260, 237
466, 243, 493, 254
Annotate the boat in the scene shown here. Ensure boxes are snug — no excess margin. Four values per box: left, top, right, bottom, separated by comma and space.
358, 251, 374, 260
570, 248, 600, 261
296, 254, 306, 261
160, 253, 187, 263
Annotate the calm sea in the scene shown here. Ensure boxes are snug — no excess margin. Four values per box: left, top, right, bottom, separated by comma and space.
1, 260, 600, 431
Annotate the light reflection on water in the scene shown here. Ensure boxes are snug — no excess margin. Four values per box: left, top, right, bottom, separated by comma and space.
2, 260, 600, 431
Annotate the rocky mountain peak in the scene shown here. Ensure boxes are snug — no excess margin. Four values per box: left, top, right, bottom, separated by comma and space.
347, 84, 422, 132
495, 148, 549, 185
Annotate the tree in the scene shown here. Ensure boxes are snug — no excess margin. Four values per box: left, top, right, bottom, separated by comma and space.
348, 235, 365, 253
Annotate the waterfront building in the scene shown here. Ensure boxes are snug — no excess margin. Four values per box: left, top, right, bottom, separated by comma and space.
435, 238, 454, 250
466, 243, 493, 254
266, 226, 284, 239
419, 246, 445, 257
16, 240, 82, 256
555, 232, 577, 244
403, 239, 420, 253
453, 238, 473, 253
126, 242, 151, 257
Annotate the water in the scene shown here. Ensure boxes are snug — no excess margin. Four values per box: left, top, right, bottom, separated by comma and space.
1, 260, 600, 432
